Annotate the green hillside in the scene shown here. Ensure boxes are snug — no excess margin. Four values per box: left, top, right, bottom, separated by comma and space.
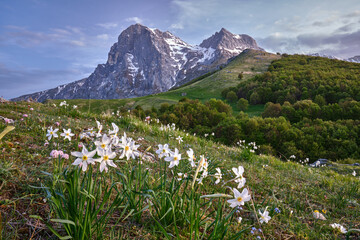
0, 101, 359, 239
50, 50, 280, 115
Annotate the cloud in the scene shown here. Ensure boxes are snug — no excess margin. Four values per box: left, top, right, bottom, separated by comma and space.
1, 25, 86, 48
97, 34, 109, 40
0, 63, 87, 99
125, 17, 143, 24
169, 23, 184, 30
343, 10, 360, 18
96, 22, 118, 29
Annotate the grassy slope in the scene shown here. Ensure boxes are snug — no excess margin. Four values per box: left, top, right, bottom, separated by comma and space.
0, 101, 359, 239
49, 50, 280, 116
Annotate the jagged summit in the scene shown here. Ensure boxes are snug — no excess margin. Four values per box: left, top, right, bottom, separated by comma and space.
13, 24, 263, 102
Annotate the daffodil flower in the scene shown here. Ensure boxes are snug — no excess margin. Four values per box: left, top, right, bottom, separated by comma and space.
214, 167, 222, 184
227, 188, 251, 208
95, 148, 117, 172
46, 127, 59, 141
60, 128, 75, 141
259, 207, 271, 223
156, 144, 171, 158
165, 148, 181, 168
71, 146, 96, 172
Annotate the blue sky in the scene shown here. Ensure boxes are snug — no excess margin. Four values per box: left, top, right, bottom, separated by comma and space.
1, 0, 360, 99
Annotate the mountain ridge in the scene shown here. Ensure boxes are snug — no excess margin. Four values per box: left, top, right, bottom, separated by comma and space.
13, 24, 262, 102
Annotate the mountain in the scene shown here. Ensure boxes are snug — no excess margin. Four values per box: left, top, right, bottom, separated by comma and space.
307, 53, 341, 60
13, 24, 262, 102
347, 55, 360, 63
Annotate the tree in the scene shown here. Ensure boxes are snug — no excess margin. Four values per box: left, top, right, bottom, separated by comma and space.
249, 92, 261, 104
237, 98, 249, 111
226, 91, 238, 103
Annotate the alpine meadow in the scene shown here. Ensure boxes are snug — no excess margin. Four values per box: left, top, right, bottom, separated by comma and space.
1, 1, 360, 239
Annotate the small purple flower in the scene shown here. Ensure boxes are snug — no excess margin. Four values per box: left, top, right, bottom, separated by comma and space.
275, 207, 281, 213
252, 227, 257, 231
258, 228, 262, 233
256, 236, 261, 240
55, 122, 60, 126
23, 114, 28, 118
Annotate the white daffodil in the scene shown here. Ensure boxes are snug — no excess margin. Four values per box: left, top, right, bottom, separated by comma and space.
186, 148, 197, 167
60, 128, 75, 141
109, 122, 119, 138
330, 223, 347, 233
177, 172, 188, 181
165, 148, 181, 168
259, 207, 271, 224
156, 144, 171, 158
95, 148, 117, 172
313, 210, 326, 220
198, 155, 208, 172
214, 167, 222, 184
176, 136, 183, 144
71, 146, 96, 172
95, 120, 103, 138
232, 166, 246, 189
237, 217, 242, 224
46, 127, 59, 141
95, 134, 111, 151
87, 128, 96, 137
119, 138, 140, 160
352, 171, 356, 177
227, 188, 251, 208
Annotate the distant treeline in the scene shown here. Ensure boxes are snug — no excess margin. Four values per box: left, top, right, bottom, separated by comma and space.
221, 54, 360, 104
127, 98, 359, 162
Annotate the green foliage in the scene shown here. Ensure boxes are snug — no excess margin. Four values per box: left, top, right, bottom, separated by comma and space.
235, 55, 360, 104
237, 98, 249, 111
226, 91, 238, 103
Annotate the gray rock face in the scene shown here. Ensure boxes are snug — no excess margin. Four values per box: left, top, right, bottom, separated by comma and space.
13, 24, 262, 102
347, 55, 360, 63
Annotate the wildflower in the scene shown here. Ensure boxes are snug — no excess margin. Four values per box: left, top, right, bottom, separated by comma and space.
313, 210, 326, 220
237, 217, 242, 223
73, 105, 78, 109
119, 137, 140, 160
232, 166, 246, 189
176, 136, 183, 144
177, 172, 188, 181
186, 148, 197, 167
352, 171, 356, 177
214, 167, 222, 184
46, 127, 59, 141
227, 188, 251, 208
4, 118, 14, 124
71, 146, 96, 171
63, 154, 69, 160
55, 122, 60, 126
95, 134, 111, 151
95, 148, 117, 172
87, 128, 96, 137
274, 207, 281, 213
330, 223, 347, 233
156, 144, 171, 158
60, 128, 75, 141
259, 207, 271, 223
30, 108, 34, 111
50, 150, 59, 158
165, 148, 181, 168
109, 122, 119, 138
290, 155, 296, 159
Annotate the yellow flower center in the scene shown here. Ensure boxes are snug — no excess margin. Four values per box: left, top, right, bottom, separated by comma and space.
162, 149, 166, 153
82, 155, 88, 161
314, 210, 319, 213
50, 131, 53, 134
125, 146, 129, 151
174, 157, 178, 161
101, 144, 106, 148
66, 133, 69, 136
104, 155, 109, 161
237, 197, 243, 202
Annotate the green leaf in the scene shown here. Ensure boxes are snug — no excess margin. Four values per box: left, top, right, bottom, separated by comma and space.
50, 218, 76, 226
0, 126, 15, 141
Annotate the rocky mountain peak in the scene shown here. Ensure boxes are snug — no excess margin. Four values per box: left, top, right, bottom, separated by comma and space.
13, 25, 263, 102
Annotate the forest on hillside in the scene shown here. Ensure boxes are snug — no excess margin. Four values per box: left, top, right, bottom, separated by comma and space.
128, 55, 360, 162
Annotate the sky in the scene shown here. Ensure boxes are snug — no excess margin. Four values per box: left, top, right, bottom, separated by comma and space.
1, 0, 360, 99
